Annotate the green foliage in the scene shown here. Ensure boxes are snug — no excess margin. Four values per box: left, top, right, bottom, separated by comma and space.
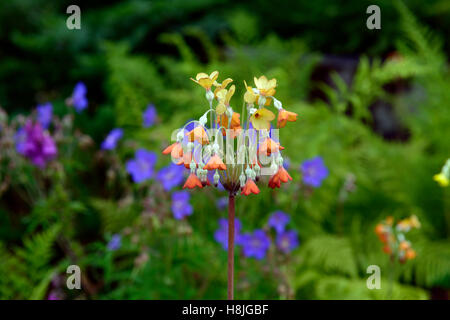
0, 1, 449, 300
0, 224, 61, 299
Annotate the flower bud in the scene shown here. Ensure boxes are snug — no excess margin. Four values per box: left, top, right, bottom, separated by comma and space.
199, 114, 208, 126
273, 98, 282, 110
205, 90, 214, 102
239, 173, 246, 188
214, 170, 220, 186
258, 96, 266, 107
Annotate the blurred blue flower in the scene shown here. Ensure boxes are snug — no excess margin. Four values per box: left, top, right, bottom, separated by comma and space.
276, 230, 299, 253
300, 156, 329, 187
171, 191, 193, 220
241, 230, 271, 260
14, 127, 26, 154
101, 128, 123, 150
157, 163, 185, 191
214, 218, 242, 250
70, 82, 88, 113
143, 104, 157, 128
37, 102, 53, 129
268, 211, 290, 234
216, 197, 228, 210
283, 156, 291, 170
126, 149, 157, 183
107, 234, 122, 251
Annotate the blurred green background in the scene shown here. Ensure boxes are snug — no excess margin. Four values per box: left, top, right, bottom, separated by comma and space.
0, 0, 449, 299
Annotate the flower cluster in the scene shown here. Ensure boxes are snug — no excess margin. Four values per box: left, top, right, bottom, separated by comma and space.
214, 211, 299, 259
433, 159, 450, 187
16, 120, 57, 168
163, 71, 298, 196
375, 215, 420, 263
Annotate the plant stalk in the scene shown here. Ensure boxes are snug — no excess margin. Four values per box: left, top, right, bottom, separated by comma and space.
228, 194, 235, 300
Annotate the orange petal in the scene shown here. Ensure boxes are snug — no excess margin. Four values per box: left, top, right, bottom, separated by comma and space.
241, 179, 260, 196
204, 154, 227, 171
183, 173, 203, 189
277, 167, 292, 183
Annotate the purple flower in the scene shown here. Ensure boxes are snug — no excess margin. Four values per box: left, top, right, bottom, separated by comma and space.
156, 163, 185, 191
37, 103, 53, 129
214, 218, 242, 250
300, 156, 329, 188
241, 230, 271, 260
107, 234, 122, 251
70, 82, 88, 113
268, 211, 290, 234
143, 104, 157, 128
283, 157, 291, 170
14, 127, 26, 154
126, 149, 157, 183
216, 197, 228, 210
171, 191, 193, 220
276, 230, 299, 253
101, 128, 123, 150
18, 121, 57, 168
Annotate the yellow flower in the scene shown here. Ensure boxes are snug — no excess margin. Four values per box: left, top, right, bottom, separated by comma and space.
250, 108, 275, 130
214, 78, 233, 97
244, 81, 257, 104
254, 75, 277, 97
190, 71, 219, 90
433, 173, 449, 187
215, 85, 235, 115
408, 215, 421, 229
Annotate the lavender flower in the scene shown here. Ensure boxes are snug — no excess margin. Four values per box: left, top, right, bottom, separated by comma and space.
156, 163, 185, 191
216, 197, 228, 210
283, 157, 291, 170
14, 127, 26, 154
37, 103, 53, 129
107, 234, 122, 251
241, 230, 271, 260
143, 104, 157, 128
300, 156, 329, 188
69, 82, 88, 113
101, 128, 123, 150
268, 211, 290, 234
18, 121, 57, 168
171, 191, 193, 220
276, 230, 299, 253
126, 149, 157, 183
214, 218, 242, 250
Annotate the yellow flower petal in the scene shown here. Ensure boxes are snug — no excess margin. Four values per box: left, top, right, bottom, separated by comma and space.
256, 108, 275, 121
434, 173, 449, 187
226, 85, 235, 103
210, 71, 219, 82
216, 103, 226, 115
250, 115, 270, 130
195, 73, 209, 81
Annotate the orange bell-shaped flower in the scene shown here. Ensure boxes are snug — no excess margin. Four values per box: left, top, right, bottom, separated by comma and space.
177, 152, 194, 169
183, 173, 203, 189
204, 154, 227, 171
241, 179, 260, 196
186, 126, 210, 145
162, 142, 183, 159
258, 138, 284, 156
268, 173, 281, 189
276, 166, 292, 183
277, 109, 297, 128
